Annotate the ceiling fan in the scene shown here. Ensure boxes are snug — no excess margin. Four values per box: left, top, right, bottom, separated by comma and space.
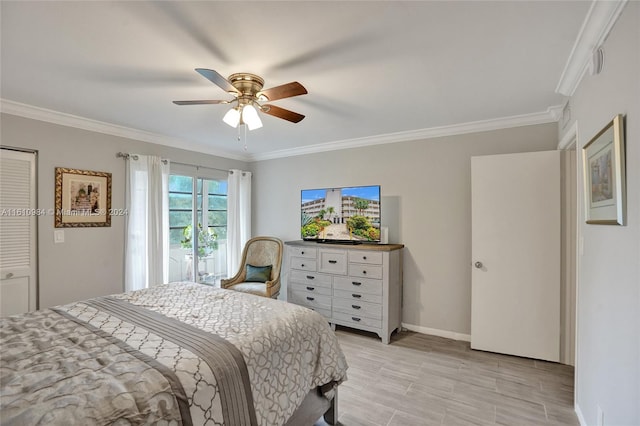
173, 68, 307, 130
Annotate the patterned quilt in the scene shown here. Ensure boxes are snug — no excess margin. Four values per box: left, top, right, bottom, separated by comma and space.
0, 282, 348, 426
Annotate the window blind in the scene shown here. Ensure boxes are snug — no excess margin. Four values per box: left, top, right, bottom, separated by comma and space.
0, 156, 32, 270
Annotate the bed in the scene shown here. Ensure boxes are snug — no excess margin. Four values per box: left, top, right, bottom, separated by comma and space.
0, 282, 348, 425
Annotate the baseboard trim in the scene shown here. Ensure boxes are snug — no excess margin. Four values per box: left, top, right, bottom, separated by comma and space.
401, 322, 471, 342
575, 403, 586, 426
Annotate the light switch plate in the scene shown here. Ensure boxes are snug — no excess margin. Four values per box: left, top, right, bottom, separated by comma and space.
54, 230, 65, 243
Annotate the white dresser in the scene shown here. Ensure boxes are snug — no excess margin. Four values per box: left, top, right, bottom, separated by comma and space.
285, 241, 404, 344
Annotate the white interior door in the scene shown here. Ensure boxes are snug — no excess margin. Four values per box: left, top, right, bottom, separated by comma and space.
0, 148, 37, 316
471, 150, 560, 362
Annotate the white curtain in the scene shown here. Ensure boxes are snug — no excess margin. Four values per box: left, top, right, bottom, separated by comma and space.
125, 155, 170, 292
226, 169, 252, 275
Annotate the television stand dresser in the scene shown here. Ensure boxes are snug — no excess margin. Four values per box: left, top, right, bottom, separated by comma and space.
284, 240, 404, 344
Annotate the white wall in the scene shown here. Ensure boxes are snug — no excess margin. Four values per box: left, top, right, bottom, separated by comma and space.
251, 123, 558, 336
1, 113, 249, 308
561, 3, 639, 425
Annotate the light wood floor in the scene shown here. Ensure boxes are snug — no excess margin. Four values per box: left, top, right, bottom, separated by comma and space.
316, 327, 579, 426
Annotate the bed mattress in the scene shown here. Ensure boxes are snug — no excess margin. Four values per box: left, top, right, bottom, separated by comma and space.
0, 282, 348, 425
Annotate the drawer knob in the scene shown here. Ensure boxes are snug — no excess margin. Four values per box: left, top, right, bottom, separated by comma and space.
352, 305, 361, 310
352, 281, 362, 286
328, 260, 337, 264
306, 275, 315, 280
352, 317, 361, 322
306, 286, 315, 291
301, 251, 305, 255
363, 256, 367, 260
301, 263, 305, 267
306, 296, 315, 301
352, 294, 362, 298
362, 270, 367, 274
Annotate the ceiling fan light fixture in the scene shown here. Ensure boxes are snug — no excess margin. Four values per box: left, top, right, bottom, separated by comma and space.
174, 69, 307, 133
223, 107, 241, 128
242, 104, 263, 130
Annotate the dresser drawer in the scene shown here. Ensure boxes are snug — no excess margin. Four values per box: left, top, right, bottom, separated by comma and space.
333, 298, 382, 320
291, 282, 332, 296
290, 257, 317, 272
333, 276, 382, 295
290, 290, 332, 311
318, 249, 348, 275
348, 250, 383, 265
290, 270, 332, 288
332, 311, 381, 330
333, 289, 382, 304
289, 246, 317, 259
348, 264, 383, 280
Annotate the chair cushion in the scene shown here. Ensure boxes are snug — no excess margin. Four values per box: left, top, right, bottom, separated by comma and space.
228, 282, 269, 297
245, 264, 272, 282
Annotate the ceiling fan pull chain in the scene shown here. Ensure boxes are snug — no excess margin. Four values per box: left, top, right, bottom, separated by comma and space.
243, 124, 248, 151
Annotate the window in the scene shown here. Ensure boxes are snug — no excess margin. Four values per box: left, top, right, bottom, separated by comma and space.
168, 168, 228, 285
169, 175, 194, 246
199, 178, 228, 243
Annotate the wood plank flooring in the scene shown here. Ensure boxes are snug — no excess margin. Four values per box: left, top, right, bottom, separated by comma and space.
315, 327, 579, 426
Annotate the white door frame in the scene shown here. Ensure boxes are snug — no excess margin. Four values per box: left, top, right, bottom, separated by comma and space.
0, 147, 38, 314
558, 121, 580, 404
558, 125, 578, 367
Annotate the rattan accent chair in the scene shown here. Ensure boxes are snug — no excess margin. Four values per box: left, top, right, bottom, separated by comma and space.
220, 236, 284, 298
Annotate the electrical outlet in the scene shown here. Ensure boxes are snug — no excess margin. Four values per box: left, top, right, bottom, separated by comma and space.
54, 230, 65, 244
597, 405, 604, 426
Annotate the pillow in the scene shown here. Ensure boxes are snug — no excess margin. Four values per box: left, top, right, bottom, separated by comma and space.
245, 264, 272, 283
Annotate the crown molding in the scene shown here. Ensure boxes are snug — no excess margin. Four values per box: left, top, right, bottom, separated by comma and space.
2, 98, 561, 163
555, 0, 628, 96
248, 106, 563, 162
0, 99, 251, 162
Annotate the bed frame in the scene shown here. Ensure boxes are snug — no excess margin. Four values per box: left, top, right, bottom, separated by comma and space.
285, 385, 338, 425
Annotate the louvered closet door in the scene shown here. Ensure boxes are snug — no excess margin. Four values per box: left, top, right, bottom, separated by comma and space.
0, 149, 37, 316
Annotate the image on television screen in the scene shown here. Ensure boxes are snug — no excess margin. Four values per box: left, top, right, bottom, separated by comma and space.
301, 185, 381, 242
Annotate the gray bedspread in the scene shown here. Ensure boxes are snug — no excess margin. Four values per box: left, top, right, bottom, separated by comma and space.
0, 282, 348, 426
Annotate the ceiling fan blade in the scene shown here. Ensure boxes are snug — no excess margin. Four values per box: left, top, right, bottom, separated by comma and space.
195, 68, 240, 94
258, 82, 307, 101
173, 100, 230, 105
262, 104, 305, 123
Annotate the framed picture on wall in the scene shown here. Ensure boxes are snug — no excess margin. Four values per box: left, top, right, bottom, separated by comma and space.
582, 114, 626, 225
55, 167, 112, 227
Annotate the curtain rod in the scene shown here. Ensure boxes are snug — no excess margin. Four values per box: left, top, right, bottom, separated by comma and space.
116, 152, 232, 173
172, 160, 233, 174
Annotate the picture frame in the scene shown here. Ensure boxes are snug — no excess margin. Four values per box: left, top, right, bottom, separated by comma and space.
55, 167, 112, 228
582, 114, 626, 225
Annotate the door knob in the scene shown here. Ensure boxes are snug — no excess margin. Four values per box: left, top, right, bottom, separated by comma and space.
474, 261, 483, 269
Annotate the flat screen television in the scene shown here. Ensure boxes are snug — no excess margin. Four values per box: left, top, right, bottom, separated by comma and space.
301, 185, 381, 243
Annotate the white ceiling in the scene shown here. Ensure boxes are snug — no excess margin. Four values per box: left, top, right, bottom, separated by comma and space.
1, 1, 591, 161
